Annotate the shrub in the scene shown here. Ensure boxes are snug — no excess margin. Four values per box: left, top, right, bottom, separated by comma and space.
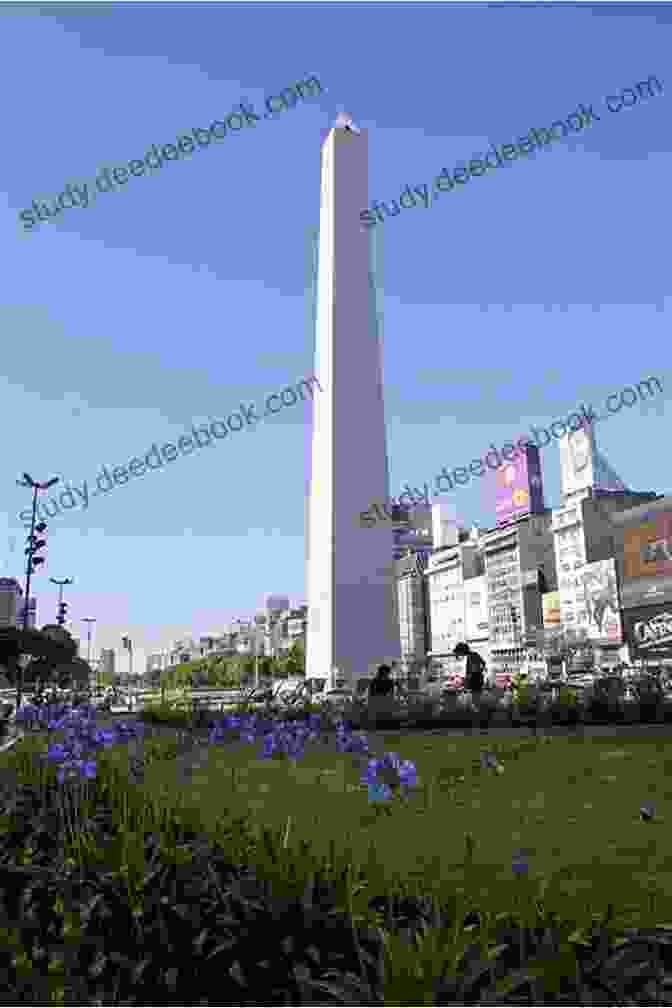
139, 703, 190, 726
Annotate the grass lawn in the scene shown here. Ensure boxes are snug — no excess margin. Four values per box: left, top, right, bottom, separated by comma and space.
7, 721, 672, 928
139, 728, 672, 926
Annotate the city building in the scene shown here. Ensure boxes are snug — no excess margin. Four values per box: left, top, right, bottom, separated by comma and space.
609, 493, 672, 670
286, 604, 308, 643
464, 572, 490, 675
483, 510, 556, 682
549, 488, 658, 671
0, 578, 23, 628
545, 424, 659, 672
395, 548, 430, 681
391, 501, 433, 680
425, 520, 484, 680
169, 638, 200, 664
305, 113, 399, 689
146, 652, 168, 677
392, 503, 433, 561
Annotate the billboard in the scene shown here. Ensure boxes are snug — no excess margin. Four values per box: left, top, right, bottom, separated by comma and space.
622, 603, 672, 659
542, 591, 561, 626
559, 426, 595, 497
581, 558, 622, 643
620, 512, 672, 608
494, 444, 545, 526
559, 425, 627, 498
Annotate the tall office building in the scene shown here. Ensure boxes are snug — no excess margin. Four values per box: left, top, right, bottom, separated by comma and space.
0, 578, 22, 627
305, 114, 399, 686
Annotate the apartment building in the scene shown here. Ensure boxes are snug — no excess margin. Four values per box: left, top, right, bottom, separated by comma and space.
549, 488, 658, 670
483, 510, 556, 681
425, 519, 484, 679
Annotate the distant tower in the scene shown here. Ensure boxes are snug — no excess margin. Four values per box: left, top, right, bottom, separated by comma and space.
305, 114, 400, 686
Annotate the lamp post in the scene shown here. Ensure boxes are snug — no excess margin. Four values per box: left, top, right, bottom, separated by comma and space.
16, 473, 59, 711
81, 617, 96, 665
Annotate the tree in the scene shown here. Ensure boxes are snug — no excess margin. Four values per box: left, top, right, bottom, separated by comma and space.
0, 627, 77, 687
282, 640, 305, 678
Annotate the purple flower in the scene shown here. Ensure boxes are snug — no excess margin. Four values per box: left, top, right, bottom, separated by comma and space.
512, 848, 529, 874
368, 779, 392, 802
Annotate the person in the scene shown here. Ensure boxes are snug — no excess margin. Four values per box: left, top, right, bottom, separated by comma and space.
454, 643, 486, 696
454, 642, 487, 734
367, 664, 397, 727
369, 664, 395, 697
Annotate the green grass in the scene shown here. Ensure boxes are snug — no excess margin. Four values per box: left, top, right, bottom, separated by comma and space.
8, 724, 672, 930
140, 728, 672, 926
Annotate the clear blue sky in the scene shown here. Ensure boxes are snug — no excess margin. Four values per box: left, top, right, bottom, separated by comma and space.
1, 2, 670, 671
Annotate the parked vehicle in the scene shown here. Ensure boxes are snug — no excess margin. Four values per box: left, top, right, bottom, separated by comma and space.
318, 688, 356, 711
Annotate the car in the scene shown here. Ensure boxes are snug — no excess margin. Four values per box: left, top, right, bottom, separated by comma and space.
396, 688, 435, 711
318, 688, 356, 710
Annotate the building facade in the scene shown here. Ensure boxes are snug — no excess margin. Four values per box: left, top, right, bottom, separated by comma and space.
0, 578, 22, 628
395, 548, 430, 678
550, 488, 657, 670
425, 525, 484, 680
610, 494, 672, 670
483, 511, 556, 682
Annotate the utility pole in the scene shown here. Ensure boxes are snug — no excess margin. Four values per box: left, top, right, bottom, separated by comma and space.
16, 473, 59, 711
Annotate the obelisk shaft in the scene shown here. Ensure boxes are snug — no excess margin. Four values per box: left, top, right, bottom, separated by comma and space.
306, 119, 400, 687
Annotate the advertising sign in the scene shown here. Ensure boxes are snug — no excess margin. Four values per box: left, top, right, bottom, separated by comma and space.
542, 591, 561, 626
494, 444, 545, 527
619, 510, 672, 609
622, 603, 672, 659
623, 511, 672, 578
620, 575, 672, 609
559, 425, 627, 498
559, 427, 595, 497
581, 558, 622, 643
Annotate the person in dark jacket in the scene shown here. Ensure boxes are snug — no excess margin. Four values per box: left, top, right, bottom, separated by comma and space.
367, 664, 397, 729
454, 643, 486, 695
369, 664, 395, 697
455, 643, 487, 733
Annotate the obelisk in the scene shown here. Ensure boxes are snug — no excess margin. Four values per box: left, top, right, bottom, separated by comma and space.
305, 114, 399, 688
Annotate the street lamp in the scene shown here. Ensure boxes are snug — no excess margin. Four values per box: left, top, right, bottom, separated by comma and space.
81, 617, 96, 665
15, 472, 59, 710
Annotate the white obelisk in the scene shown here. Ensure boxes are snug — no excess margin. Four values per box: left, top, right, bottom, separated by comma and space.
305, 114, 399, 688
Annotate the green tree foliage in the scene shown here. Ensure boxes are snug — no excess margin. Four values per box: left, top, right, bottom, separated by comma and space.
0, 627, 78, 687
282, 640, 305, 678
